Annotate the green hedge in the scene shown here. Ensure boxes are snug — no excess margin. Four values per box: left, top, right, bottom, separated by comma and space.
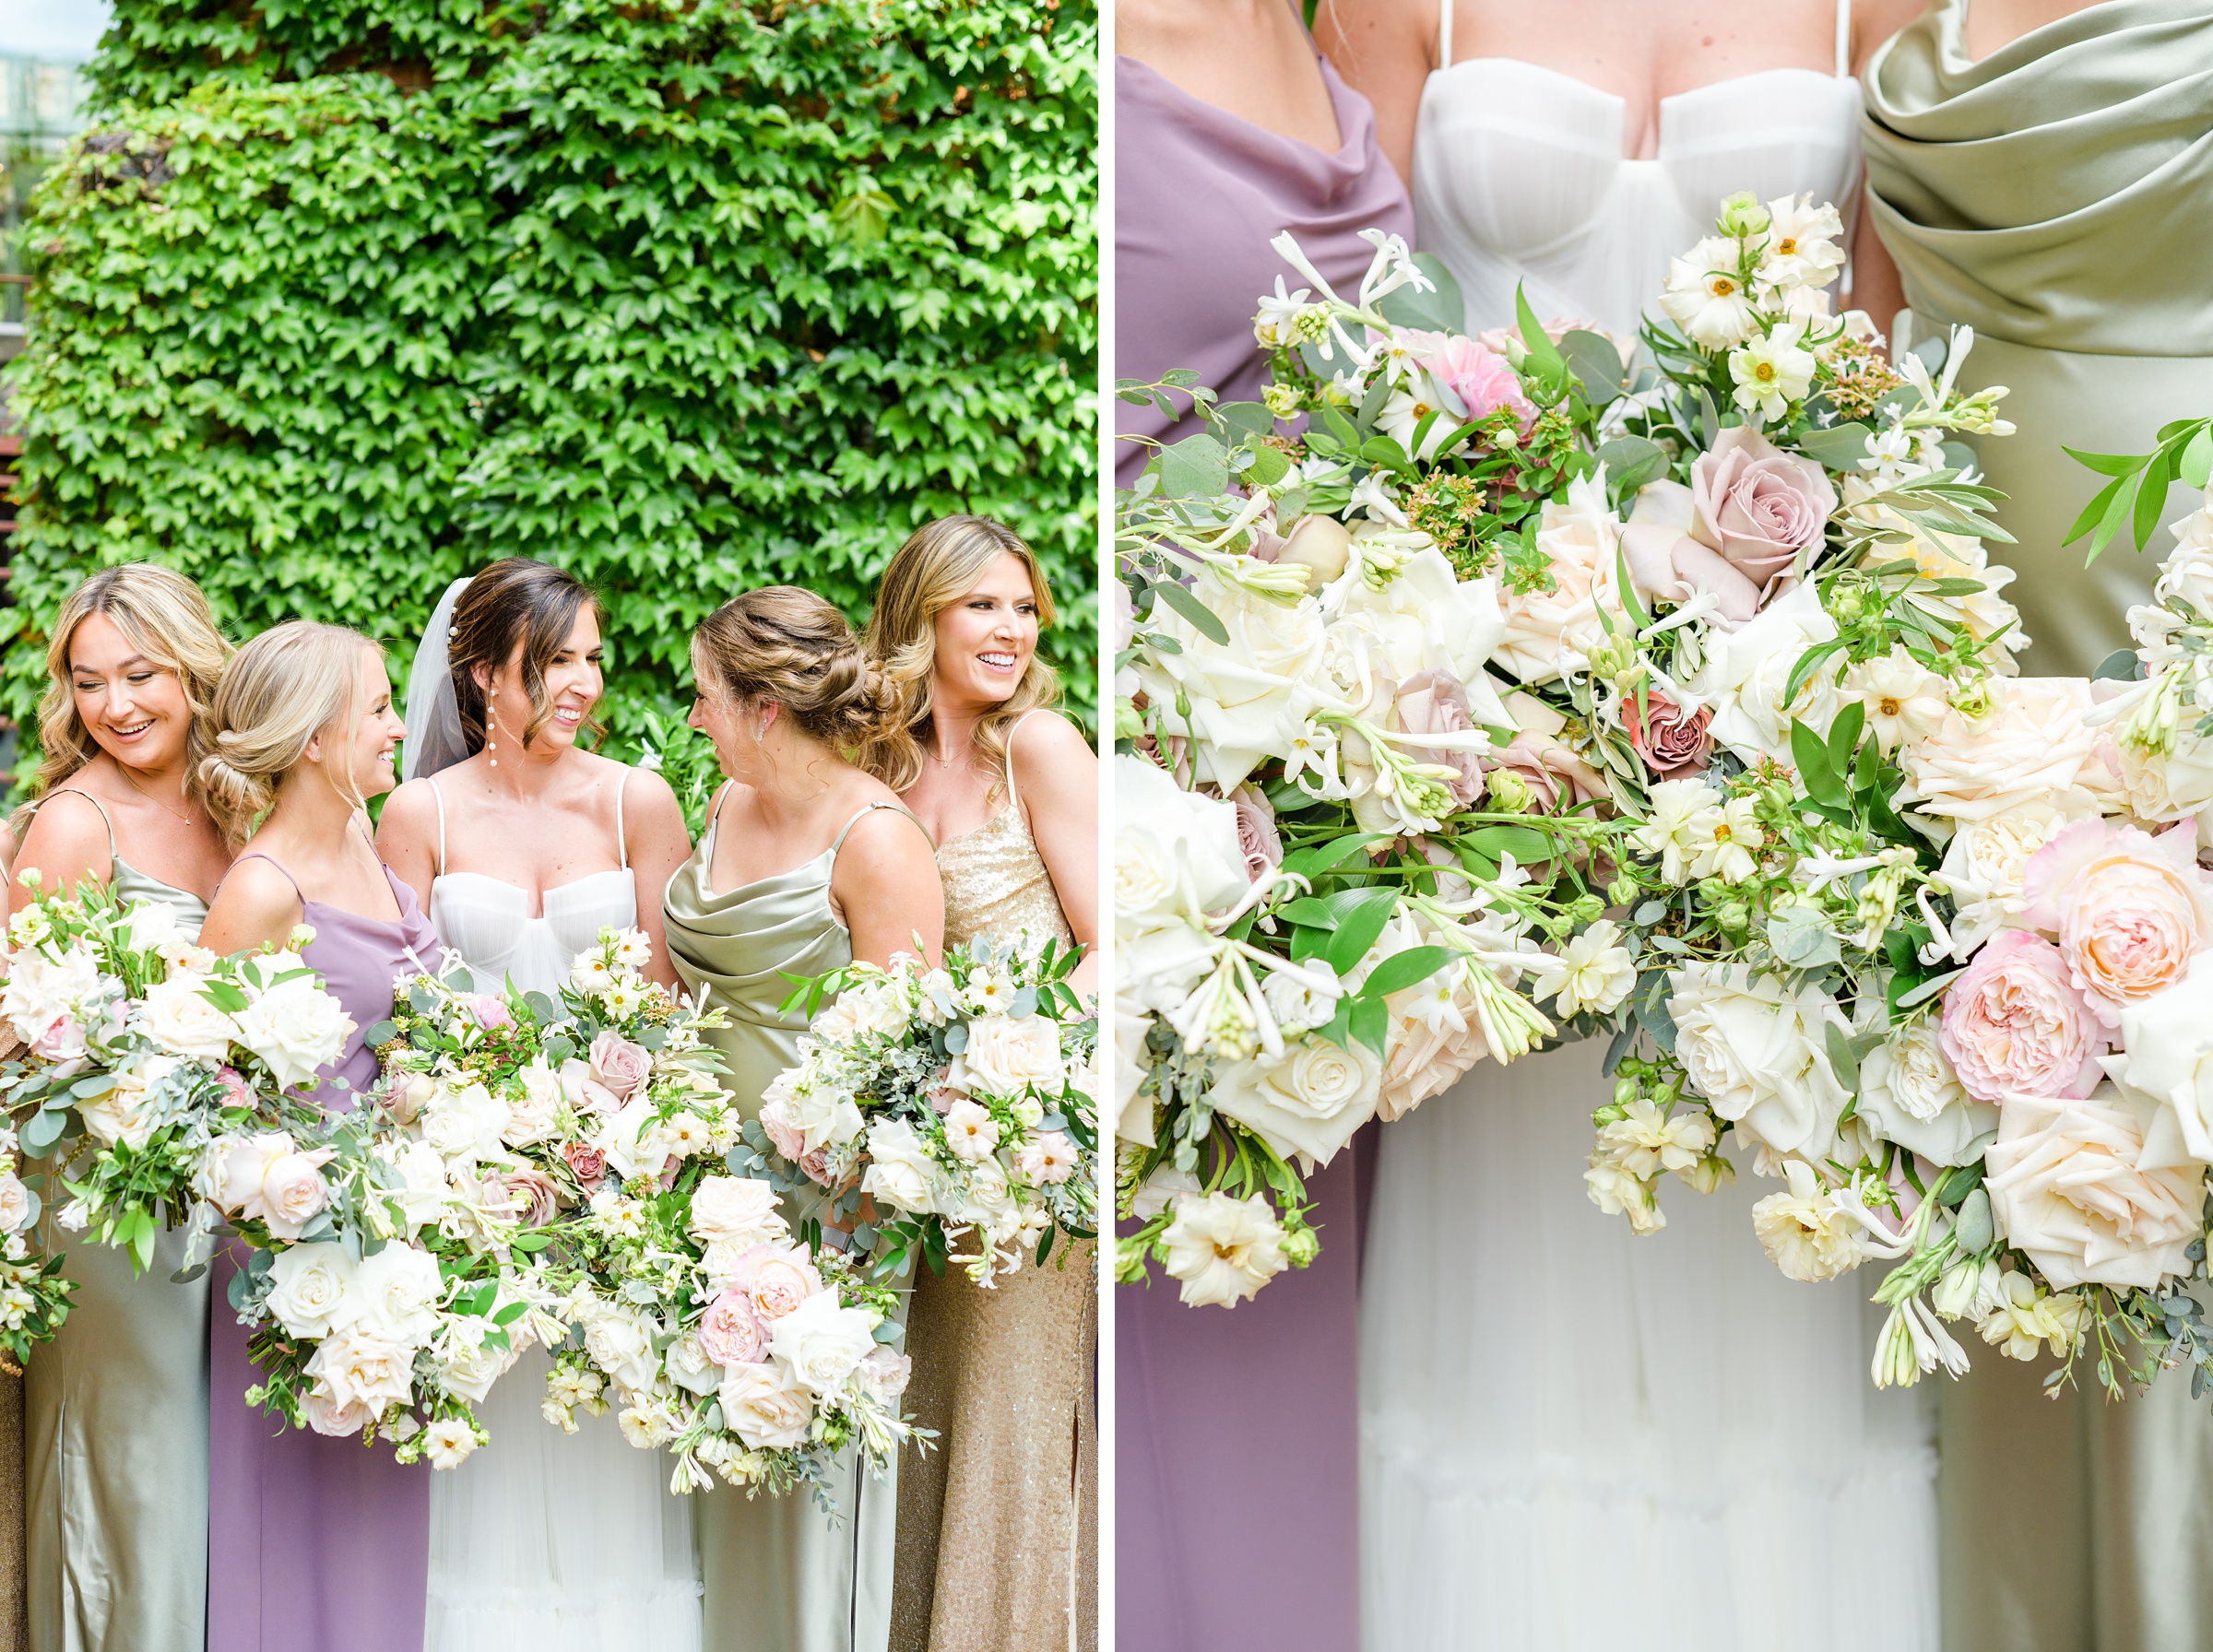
4, 0, 1097, 786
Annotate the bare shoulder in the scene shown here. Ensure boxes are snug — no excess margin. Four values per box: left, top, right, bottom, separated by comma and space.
376, 777, 441, 843
203, 854, 304, 941
843, 788, 940, 862
1316, 0, 1435, 59
1008, 711, 1096, 786
1855, 0, 1931, 67
606, 757, 683, 820
14, 788, 113, 879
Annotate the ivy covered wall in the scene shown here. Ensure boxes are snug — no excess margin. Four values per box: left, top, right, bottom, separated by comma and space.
3, 0, 1097, 780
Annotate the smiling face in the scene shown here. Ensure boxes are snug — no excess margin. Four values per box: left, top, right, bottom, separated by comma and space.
932, 553, 1038, 713
318, 648, 407, 804
482, 604, 603, 755
687, 653, 768, 784
67, 611, 195, 776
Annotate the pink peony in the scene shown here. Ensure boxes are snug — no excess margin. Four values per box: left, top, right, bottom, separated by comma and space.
2018, 819, 2213, 1026
727, 1241, 824, 1322
1938, 930, 2106, 1103
1415, 333, 1537, 430
587, 1031, 652, 1102
1622, 691, 1714, 781
697, 1288, 769, 1366
464, 994, 512, 1030
562, 1139, 609, 1185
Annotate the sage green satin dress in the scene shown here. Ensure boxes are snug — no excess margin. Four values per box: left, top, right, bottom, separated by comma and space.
1864, 8, 2213, 1647
665, 796, 924, 1652
19, 793, 212, 1652
1863, 0, 2213, 679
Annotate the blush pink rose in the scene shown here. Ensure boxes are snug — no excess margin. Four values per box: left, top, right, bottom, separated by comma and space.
1686, 426, 1837, 609
1415, 333, 1537, 431
1394, 669, 1485, 808
728, 1242, 824, 1322
302, 1388, 376, 1437
758, 1096, 808, 1161
2018, 819, 2213, 1026
562, 1139, 609, 1184
1622, 691, 1714, 781
697, 1288, 769, 1366
1938, 930, 2106, 1103
587, 1031, 652, 1102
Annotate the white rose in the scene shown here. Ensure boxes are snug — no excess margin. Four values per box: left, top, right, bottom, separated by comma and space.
1856, 1019, 1997, 1167
1931, 804, 2084, 959
139, 974, 240, 1061
1898, 678, 2104, 825
1320, 545, 1508, 707
1206, 1032, 1382, 1167
690, 1175, 787, 1245
258, 1151, 334, 1241
1160, 1190, 1287, 1307
859, 1119, 938, 1214
1492, 470, 1621, 685
503, 1064, 562, 1147
718, 1360, 817, 1450
700, 1238, 751, 1295
266, 1244, 360, 1339
582, 1304, 664, 1398
765, 1291, 879, 1395
814, 977, 909, 1043
1113, 755, 1251, 935
232, 970, 354, 1092
349, 1242, 444, 1342
207, 1131, 289, 1214
598, 1094, 675, 1183
1668, 963, 1851, 1160
78, 1055, 180, 1150
304, 1328, 417, 1415
1133, 564, 1331, 790
420, 1081, 507, 1167
949, 1013, 1063, 1100
437, 1321, 520, 1404
301, 1385, 377, 1438
1686, 579, 1841, 763
2107, 952, 2213, 1169
1984, 1086, 2205, 1290
769, 1079, 863, 1160
0, 1174, 30, 1235
118, 899, 182, 955
390, 1139, 450, 1231
665, 1329, 724, 1397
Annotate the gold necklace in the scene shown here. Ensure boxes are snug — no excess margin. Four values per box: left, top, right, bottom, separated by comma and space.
117, 765, 197, 828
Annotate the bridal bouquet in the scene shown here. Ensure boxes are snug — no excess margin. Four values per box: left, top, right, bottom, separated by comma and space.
751, 937, 1098, 1286
1113, 190, 2028, 1309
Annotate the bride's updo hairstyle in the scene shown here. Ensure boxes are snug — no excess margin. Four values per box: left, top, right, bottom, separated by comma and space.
861, 513, 1059, 795
692, 587, 902, 753
30, 564, 231, 798
446, 557, 602, 757
199, 621, 379, 849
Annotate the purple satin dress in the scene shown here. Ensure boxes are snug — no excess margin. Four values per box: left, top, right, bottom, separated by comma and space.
1113, 36, 1415, 487
1115, 26, 1413, 1651
207, 858, 441, 1652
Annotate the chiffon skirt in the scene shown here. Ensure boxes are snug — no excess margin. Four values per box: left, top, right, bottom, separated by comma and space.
1359, 1040, 1940, 1651
423, 1347, 703, 1652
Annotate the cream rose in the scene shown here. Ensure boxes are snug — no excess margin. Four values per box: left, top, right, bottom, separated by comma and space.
718, 1360, 817, 1450
1492, 470, 1621, 685
503, 1063, 562, 1147
1206, 1031, 1383, 1166
689, 1174, 786, 1246
301, 1386, 378, 1438
304, 1328, 416, 1415
0, 1173, 30, 1236
1855, 1018, 1997, 1167
2018, 819, 2213, 1024
1134, 564, 1332, 789
814, 977, 910, 1043
1114, 755, 1251, 935
2107, 951, 2213, 1169
349, 1242, 444, 1342
950, 1013, 1063, 1100
1322, 545, 1508, 715
1984, 1087, 2205, 1290
1931, 804, 2082, 960
728, 1242, 824, 1322
1159, 1190, 1288, 1308
582, 1304, 664, 1398
259, 1150, 334, 1241
765, 1290, 879, 1395
1938, 930, 2105, 1103
1667, 964, 1850, 1159
139, 974, 240, 1061
1897, 678, 2102, 825
858, 1119, 938, 1214
232, 972, 353, 1092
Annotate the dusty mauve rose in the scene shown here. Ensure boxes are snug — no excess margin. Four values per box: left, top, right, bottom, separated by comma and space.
502, 1167, 561, 1227
1392, 669, 1485, 807
1228, 786, 1285, 882
1622, 691, 1714, 780
697, 1288, 769, 1366
1938, 930, 2105, 1103
562, 1139, 609, 1185
587, 1032, 652, 1102
2018, 819, 2213, 1026
797, 1147, 834, 1186
1688, 426, 1835, 600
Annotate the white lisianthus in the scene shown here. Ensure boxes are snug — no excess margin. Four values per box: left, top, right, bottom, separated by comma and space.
1159, 1190, 1288, 1308
1668, 964, 1852, 1160
665, 1330, 723, 1397
139, 974, 240, 1060
1206, 1031, 1382, 1166
1856, 1018, 1997, 1167
437, 1321, 520, 1404
0, 942, 102, 1049
814, 977, 910, 1043
1528, 922, 1635, 1018
766, 1291, 879, 1395
1727, 323, 1817, 420
1631, 779, 1723, 885
1751, 1159, 1866, 1281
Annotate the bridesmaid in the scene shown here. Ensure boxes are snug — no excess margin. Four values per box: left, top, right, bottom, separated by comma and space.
864, 515, 1099, 1652
376, 558, 701, 1650
1861, 5, 2213, 1646
1113, 4, 1410, 1646
661, 587, 942, 1652
6, 566, 231, 1652
196, 621, 440, 1652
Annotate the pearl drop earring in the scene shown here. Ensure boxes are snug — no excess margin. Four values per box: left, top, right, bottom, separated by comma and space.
487, 691, 499, 769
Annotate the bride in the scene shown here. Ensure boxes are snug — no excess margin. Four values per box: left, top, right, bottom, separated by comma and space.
376, 558, 699, 1651
1317, 2, 1935, 1646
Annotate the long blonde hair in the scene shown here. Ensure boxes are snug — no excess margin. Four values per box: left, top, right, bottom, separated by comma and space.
28, 564, 231, 803
861, 515, 1059, 797
198, 621, 379, 849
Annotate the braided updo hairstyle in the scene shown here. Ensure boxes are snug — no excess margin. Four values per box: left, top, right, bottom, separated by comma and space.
692, 587, 902, 752
198, 621, 379, 849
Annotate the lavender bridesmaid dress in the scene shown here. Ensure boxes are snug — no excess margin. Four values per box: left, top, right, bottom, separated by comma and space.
207, 855, 441, 1652
1114, 22, 1412, 1648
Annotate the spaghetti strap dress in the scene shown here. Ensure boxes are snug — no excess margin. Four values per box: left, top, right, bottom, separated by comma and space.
891, 712, 1097, 1652
664, 795, 932, 1652
19, 788, 212, 1652
205, 849, 442, 1652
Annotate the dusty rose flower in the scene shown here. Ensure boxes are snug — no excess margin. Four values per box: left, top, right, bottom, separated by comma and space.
1229, 787, 1285, 882
2018, 819, 2213, 1026
502, 1167, 561, 1227
587, 1031, 652, 1102
1687, 426, 1836, 608
1393, 669, 1485, 807
1938, 930, 2105, 1103
562, 1139, 609, 1184
1482, 735, 1605, 817
797, 1147, 834, 1187
1622, 691, 1714, 780
697, 1288, 769, 1366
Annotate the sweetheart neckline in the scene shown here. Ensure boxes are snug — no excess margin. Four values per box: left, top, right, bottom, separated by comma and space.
431, 867, 636, 923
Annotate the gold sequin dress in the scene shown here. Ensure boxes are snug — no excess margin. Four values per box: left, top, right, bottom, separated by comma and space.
890, 734, 1098, 1652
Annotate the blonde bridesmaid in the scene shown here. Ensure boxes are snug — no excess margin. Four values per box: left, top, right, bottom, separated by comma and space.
865, 516, 1099, 1652
661, 587, 941, 1652
7, 566, 232, 1652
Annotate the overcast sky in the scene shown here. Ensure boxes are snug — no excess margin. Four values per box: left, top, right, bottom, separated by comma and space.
0, 0, 110, 61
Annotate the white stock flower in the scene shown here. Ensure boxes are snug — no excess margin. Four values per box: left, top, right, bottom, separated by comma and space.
1159, 1191, 1288, 1307
1977, 1272, 2090, 1362
1528, 922, 1635, 1018
1751, 1159, 1866, 1281
1595, 1098, 1716, 1179
1583, 1157, 1665, 1234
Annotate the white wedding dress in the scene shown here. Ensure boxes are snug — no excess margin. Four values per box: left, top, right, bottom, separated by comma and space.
420, 773, 705, 1652
1358, 6, 1940, 1649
